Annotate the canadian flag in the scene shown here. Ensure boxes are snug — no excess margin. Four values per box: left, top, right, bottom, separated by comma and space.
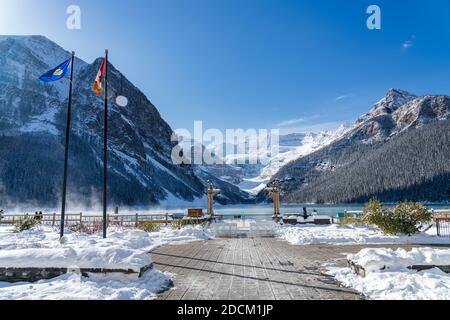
93, 58, 106, 96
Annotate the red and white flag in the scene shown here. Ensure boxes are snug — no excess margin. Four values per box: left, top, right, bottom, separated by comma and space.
93, 58, 106, 96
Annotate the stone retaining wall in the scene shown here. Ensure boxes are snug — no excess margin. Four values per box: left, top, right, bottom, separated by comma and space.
0, 263, 153, 283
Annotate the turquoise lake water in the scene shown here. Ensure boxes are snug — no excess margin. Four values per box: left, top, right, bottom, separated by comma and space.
203, 203, 450, 220
9, 203, 448, 218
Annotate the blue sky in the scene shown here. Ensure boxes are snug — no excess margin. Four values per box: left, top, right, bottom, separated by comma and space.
1, 0, 450, 134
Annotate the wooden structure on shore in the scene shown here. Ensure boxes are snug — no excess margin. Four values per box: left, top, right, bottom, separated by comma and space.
265, 180, 281, 217
207, 181, 221, 217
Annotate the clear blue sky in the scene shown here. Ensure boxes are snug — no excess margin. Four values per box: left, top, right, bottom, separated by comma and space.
1, 0, 450, 134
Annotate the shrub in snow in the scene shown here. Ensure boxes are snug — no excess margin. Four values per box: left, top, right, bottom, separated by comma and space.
339, 217, 369, 227
172, 218, 196, 230
364, 198, 431, 236
138, 222, 161, 233
13, 216, 39, 233
70, 222, 103, 234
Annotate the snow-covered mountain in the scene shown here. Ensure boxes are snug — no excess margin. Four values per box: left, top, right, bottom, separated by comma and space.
236, 126, 350, 194
263, 89, 450, 203
0, 35, 250, 208
349, 88, 448, 143
199, 125, 350, 194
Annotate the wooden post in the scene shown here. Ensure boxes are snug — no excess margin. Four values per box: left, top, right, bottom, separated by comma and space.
207, 181, 221, 217
79, 212, 83, 224
165, 213, 169, 226
52, 213, 56, 226
114, 206, 119, 221
265, 180, 281, 217
135, 213, 139, 228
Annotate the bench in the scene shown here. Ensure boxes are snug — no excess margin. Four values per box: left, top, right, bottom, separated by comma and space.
282, 215, 299, 225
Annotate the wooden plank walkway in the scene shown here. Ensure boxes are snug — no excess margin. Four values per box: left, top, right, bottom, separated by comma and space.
152, 238, 450, 300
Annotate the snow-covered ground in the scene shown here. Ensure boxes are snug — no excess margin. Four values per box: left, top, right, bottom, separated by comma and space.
276, 224, 450, 245
0, 225, 211, 300
0, 269, 172, 300
327, 247, 450, 300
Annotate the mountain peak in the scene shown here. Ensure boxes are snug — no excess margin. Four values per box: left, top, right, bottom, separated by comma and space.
375, 88, 417, 111
385, 88, 415, 97
355, 88, 418, 124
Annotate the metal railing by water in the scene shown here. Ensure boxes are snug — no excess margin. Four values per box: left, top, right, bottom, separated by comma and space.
0, 213, 172, 227
436, 218, 450, 238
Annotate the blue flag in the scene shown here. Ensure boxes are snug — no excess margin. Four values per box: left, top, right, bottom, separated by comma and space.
39, 58, 71, 82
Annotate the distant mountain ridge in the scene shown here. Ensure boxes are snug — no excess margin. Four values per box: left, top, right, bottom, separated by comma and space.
198, 125, 350, 194
1, 36, 447, 207
0, 35, 251, 208
260, 89, 450, 203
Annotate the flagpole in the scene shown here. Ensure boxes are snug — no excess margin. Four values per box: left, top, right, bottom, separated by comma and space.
60, 51, 75, 239
103, 49, 109, 239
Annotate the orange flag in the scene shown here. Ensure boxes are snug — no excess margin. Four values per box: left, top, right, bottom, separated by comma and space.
93, 58, 106, 96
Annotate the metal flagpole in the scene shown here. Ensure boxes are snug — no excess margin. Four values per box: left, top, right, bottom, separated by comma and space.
60, 51, 75, 239
103, 49, 109, 239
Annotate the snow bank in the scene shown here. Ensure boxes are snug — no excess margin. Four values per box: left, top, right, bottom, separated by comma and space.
348, 247, 450, 274
0, 269, 173, 300
0, 225, 211, 271
327, 247, 450, 300
149, 225, 212, 245
0, 228, 154, 272
0, 247, 150, 272
277, 224, 450, 245
0, 224, 210, 300
328, 266, 450, 300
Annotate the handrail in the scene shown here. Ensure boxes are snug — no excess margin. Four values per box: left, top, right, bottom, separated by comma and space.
0, 212, 173, 226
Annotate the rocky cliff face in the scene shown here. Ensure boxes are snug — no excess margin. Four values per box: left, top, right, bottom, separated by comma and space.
0, 35, 249, 208
260, 89, 450, 203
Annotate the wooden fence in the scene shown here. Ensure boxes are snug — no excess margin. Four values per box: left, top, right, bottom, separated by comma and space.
0, 213, 172, 228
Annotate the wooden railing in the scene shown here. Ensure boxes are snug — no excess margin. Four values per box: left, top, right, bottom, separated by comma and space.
0, 213, 172, 227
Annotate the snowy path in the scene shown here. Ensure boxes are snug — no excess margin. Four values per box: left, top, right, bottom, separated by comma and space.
151, 238, 450, 300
